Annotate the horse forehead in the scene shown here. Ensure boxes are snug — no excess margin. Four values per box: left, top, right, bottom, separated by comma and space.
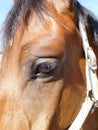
21, 14, 75, 48
27, 18, 65, 39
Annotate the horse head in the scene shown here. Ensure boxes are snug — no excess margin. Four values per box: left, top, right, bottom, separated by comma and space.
0, 0, 98, 130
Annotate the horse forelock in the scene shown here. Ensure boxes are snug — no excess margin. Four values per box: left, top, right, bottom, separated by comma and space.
1, 0, 77, 50
1, 0, 98, 49
1, 0, 47, 49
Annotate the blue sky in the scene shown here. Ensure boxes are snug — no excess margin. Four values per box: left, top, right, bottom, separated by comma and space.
0, 1, 13, 28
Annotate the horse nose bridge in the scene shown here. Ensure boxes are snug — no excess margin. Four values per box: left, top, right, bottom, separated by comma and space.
0, 95, 30, 130
0, 81, 52, 130
0, 73, 23, 108
0, 60, 22, 90
0, 78, 30, 130
0, 75, 20, 91
0, 75, 22, 103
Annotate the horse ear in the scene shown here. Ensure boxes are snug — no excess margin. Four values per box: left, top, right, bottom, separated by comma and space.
52, 0, 74, 13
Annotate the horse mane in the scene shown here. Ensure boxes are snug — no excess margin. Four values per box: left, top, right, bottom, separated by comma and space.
1, 0, 47, 48
75, 1, 98, 45
1, 0, 98, 48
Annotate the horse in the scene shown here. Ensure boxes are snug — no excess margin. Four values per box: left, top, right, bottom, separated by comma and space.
0, 0, 98, 130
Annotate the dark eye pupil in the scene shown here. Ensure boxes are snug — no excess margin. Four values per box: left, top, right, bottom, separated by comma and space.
36, 62, 54, 74
38, 63, 50, 73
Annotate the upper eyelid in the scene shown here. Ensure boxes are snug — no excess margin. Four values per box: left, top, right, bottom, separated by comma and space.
33, 58, 60, 72
34, 58, 60, 65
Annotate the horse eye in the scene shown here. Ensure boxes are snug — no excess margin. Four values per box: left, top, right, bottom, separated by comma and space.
31, 58, 59, 78
35, 62, 57, 74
